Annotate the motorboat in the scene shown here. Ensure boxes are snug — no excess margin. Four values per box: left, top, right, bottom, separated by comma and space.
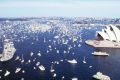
92, 51, 109, 56
67, 59, 77, 64
93, 72, 111, 80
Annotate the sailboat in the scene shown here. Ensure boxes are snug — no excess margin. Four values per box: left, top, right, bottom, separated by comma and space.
83, 56, 86, 64
21, 54, 24, 63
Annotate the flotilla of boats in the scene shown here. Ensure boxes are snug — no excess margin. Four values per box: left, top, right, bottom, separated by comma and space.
0, 38, 111, 79
0, 39, 16, 61
0, 20, 115, 80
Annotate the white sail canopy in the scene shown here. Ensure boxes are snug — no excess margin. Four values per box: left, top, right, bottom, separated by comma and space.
110, 25, 120, 42
97, 25, 120, 42
104, 28, 116, 41
97, 31, 110, 40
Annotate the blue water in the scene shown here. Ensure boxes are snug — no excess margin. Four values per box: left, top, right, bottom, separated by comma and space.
0, 18, 120, 80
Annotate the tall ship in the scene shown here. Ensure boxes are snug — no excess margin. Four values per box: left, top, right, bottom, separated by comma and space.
0, 39, 16, 61
85, 25, 120, 48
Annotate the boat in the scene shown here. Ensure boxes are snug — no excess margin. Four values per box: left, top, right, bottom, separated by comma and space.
30, 52, 34, 56
15, 68, 21, 73
0, 39, 16, 61
36, 62, 40, 66
67, 59, 77, 64
30, 24, 51, 32
93, 72, 111, 80
50, 65, 55, 72
86, 25, 120, 48
71, 78, 78, 80
4, 70, 10, 77
53, 73, 57, 77
92, 51, 109, 56
39, 65, 45, 71
21, 54, 24, 63
83, 57, 86, 64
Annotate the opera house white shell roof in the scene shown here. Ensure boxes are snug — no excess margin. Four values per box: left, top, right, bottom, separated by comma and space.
97, 25, 120, 42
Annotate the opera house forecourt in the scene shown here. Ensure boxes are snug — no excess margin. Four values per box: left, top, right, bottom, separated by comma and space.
85, 25, 120, 48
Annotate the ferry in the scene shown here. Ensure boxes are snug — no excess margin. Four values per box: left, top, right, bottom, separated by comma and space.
92, 51, 109, 56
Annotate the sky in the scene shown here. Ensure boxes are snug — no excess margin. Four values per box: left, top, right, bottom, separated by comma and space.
0, 0, 120, 18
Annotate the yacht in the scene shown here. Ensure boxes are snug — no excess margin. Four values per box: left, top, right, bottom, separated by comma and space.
39, 65, 45, 71
93, 72, 111, 80
92, 51, 109, 56
67, 59, 77, 64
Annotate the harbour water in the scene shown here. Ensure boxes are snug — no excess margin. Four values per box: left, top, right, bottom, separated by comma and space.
0, 18, 120, 80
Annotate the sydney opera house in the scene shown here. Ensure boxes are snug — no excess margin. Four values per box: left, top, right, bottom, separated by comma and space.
85, 25, 120, 48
